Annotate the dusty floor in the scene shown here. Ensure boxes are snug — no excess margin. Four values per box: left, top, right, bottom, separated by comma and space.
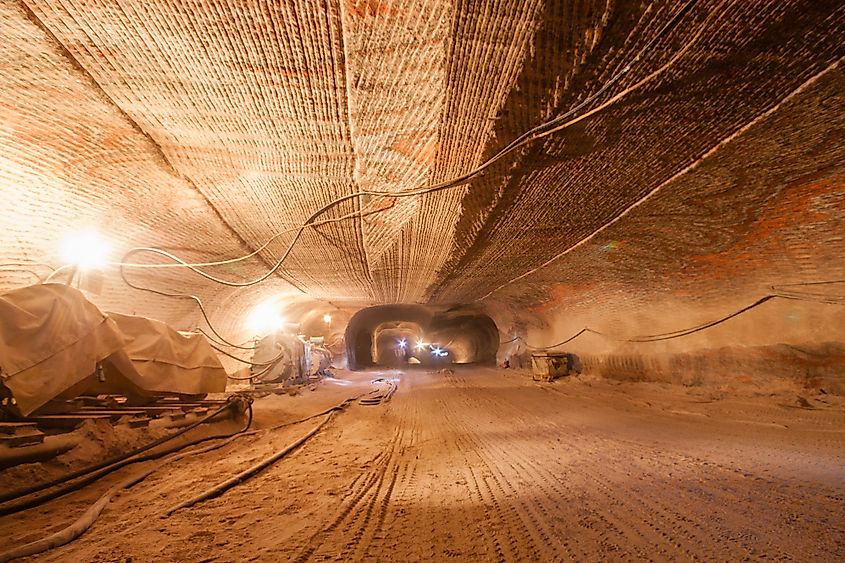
1, 368, 844, 561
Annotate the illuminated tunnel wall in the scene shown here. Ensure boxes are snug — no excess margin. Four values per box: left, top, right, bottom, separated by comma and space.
0, 0, 841, 392
345, 305, 499, 370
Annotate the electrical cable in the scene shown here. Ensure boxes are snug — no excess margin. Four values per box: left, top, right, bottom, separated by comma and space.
116, 207, 368, 271
0, 397, 243, 505
117, 0, 703, 316
116, 275, 244, 349
0, 389, 371, 558
505, 292, 845, 350
481, 47, 844, 303
772, 279, 845, 288
163, 410, 336, 516
191, 327, 257, 350
43, 263, 76, 284
223, 348, 298, 381
1, 392, 361, 519
225, 363, 275, 382
159, 389, 377, 517
0, 398, 254, 517
504, 0, 705, 145
250, 397, 361, 432
358, 378, 398, 406
770, 280, 845, 304
508, 328, 601, 350
774, 293, 845, 305
625, 295, 781, 341
0, 403, 253, 563
208, 342, 285, 367
633, 293, 845, 340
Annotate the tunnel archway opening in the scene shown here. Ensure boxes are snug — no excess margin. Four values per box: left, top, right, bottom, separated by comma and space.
373, 322, 425, 367
345, 305, 500, 370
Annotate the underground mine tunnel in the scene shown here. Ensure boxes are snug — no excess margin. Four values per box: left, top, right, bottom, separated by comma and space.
0, 0, 843, 561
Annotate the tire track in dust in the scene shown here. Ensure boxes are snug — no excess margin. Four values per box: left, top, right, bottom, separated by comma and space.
444, 372, 720, 559
442, 371, 575, 558
443, 390, 586, 559
293, 417, 402, 562
288, 369, 842, 561
443, 400, 532, 560
297, 377, 434, 561
340, 410, 407, 561
425, 370, 543, 559
358, 373, 512, 560
447, 371, 574, 558
361, 378, 433, 560
449, 373, 843, 560
489, 402, 680, 559
432, 382, 550, 561
372, 374, 496, 560
465, 382, 730, 560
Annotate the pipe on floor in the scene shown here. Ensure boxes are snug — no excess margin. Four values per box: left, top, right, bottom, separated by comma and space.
0, 434, 82, 470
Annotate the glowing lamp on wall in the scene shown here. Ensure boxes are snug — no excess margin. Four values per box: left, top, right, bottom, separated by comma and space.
60, 229, 111, 271
323, 313, 332, 325
246, 300, 285, 335
45, 229, 112, 288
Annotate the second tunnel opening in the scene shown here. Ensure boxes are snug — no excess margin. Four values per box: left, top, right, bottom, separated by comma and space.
345, 305, 500, 370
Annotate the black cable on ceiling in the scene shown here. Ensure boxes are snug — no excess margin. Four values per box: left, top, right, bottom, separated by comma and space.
115, 0, 704, 348
118, 0, 702, 289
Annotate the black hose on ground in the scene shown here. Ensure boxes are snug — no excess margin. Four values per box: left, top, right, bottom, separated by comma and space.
0, 396, 245, 505
0, 398, 254, 517
0, 409, 253, 563
163, 394, 367, 516
164, 411, 337, 516
358, 378, 398, 405
0, 388, 375, 560
256, 397, 357, 432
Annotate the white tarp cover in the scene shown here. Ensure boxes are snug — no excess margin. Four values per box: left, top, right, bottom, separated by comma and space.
103, 313, 227, 396
0, 283, 125, 415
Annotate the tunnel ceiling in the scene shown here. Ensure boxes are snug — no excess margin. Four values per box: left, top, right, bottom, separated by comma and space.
1, 0, 843, 337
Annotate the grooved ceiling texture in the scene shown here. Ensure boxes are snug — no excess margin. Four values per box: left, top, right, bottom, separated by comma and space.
1, 0, 843, 342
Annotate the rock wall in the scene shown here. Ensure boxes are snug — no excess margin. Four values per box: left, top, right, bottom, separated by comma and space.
579, 343, 845, 395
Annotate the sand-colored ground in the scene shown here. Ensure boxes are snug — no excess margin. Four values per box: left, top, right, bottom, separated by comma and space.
1, 367, 843, 561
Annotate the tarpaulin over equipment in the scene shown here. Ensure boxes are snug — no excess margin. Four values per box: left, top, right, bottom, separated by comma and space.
99, 313, 227, 396
0, 284, 125, 416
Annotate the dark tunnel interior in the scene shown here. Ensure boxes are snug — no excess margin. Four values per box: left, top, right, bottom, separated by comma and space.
345, 305, 499, 370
